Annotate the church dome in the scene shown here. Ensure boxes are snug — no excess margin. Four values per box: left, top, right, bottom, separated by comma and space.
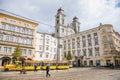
57, 8, 64, 12
57, 8, 64, 14
73, 16, 78, 20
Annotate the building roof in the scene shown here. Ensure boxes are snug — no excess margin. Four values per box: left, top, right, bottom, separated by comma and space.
0, 9, 38, 24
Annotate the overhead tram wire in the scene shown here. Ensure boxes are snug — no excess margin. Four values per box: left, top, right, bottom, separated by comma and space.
0, 9, 54, 28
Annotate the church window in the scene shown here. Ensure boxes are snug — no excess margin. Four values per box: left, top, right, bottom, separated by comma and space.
77, 42, 80, 48
77, 50, 81, 56
57, 29, 59, 33
88, 48, 92, 56
57, 16, 59, 18
72, 38, 75, 49
64, 52, 66, 58
62, 29, 64, 32
57, 20, 59, 24
62, 19, 64, 24
83, 49, 86, 56
95, 47, 100, 56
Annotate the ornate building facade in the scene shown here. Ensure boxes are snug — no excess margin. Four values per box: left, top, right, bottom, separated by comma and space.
3, 8, 119, 67
0, 10, 38, 66
54, 8, 120, 66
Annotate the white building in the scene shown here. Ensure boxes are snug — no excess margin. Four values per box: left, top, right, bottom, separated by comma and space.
34, 8, 120, 67
34, 32, 57, 60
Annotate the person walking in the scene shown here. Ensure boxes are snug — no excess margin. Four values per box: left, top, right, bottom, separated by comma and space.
34, 64, 37, 72
46, 64, 50, 77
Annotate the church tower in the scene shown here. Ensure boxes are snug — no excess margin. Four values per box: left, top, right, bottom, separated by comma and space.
55, 8, 66, 60
55, 8, 66, 37
71, 16, 80, 33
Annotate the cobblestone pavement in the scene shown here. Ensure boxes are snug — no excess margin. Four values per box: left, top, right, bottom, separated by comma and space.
0, 68, 120, 80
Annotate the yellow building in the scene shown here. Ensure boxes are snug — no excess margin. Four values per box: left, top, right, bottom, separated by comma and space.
0, 9, 38, 66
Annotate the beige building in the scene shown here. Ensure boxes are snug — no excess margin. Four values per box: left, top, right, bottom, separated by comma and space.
100, 25, 120, 66
0, 9, 38, 66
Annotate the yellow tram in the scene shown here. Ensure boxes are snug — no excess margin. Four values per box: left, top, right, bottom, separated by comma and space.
56, 60, 69, 69
41, 60, 56, 70
3, 61, 22, 71
3, 60, 41, 71
24, 60, 41, 71
3, 60, 69, 71
41, 60, 69, 70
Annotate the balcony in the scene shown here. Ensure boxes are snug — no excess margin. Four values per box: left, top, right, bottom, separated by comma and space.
0, 41, 33, 48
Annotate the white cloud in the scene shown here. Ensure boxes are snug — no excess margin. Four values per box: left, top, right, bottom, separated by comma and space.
75, 0, 120, 32
0, 0, 120, 33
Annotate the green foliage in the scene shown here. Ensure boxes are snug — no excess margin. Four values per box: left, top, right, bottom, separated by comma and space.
66, 50, 72, 60
12, 44, 22, 61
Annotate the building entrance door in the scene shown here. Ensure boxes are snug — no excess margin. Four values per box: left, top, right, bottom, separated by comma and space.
106, 60, 111, 67
89, 60, 93, 66
78, 59, 80, 67
1, 57, 11, 66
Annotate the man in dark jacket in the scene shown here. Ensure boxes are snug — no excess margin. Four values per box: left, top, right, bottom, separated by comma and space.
46, 65, 50, 77
34, 65, 37, 72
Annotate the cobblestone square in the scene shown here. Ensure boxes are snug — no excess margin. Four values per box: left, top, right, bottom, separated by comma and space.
0, 68, 120, 80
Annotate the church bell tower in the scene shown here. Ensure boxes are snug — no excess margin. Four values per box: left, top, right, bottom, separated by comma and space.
55, 8, 66, 37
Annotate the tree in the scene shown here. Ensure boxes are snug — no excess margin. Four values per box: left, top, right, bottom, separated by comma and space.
12, 44, 22, 62
66, 50, 72, 60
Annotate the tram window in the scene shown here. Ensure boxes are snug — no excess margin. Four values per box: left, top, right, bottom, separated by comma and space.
39, 63, 40, 66
53, 63, 56, 66
45, 63, 47, 66
42, 63, 44, 66
50, 63, 53, 66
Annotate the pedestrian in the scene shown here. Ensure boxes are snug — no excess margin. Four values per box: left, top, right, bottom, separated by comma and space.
34, 64, 37, 72
111, 63, 114, 69
46, 64, 50, 77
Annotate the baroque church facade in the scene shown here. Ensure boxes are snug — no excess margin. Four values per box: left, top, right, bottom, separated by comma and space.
54, 8, 120, 67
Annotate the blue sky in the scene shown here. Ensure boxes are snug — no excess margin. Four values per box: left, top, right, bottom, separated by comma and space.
0, 0, 120, 33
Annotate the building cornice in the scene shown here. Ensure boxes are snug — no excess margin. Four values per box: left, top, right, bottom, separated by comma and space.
0, 9, 38, 25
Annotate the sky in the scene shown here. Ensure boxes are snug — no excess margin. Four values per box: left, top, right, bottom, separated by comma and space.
0, 0, 120, 33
